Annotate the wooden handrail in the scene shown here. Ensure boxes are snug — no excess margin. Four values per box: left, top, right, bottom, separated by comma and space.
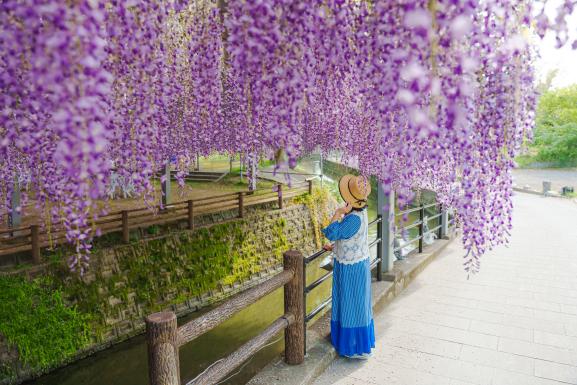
146, 250, 305, 385
0, 182, 313, 262
177, 269, 293, 346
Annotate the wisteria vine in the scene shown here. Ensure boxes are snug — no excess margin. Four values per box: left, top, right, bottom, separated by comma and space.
1, 0, 575, 274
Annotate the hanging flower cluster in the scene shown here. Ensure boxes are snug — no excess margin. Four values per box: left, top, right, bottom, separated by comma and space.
0, 0, 574, 273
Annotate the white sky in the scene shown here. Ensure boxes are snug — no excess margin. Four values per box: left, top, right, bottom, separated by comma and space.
534, 2, 577, 89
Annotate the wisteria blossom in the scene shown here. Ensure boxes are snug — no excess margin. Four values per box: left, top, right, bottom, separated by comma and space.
0, 0, 575, 273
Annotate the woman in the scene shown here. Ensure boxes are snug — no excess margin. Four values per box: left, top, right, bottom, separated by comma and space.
322, 174, 375, 359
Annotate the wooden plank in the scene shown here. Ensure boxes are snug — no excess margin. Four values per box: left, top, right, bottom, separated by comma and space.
189, 314, 294, 385
177, 269, 293, 346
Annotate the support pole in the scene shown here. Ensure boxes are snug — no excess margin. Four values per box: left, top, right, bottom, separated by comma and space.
283, 250, 304, 365
9, 177, 21, 229
319, 152, 324, 188
146, 312, 180, 385
418, 204, 424, 253
441, 206, 449, 239
377, 184, 395, 277
308, 179, 313, 195
161, 162, 172, 207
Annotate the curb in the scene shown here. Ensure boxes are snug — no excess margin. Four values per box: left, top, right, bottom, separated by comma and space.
248, 235, 458, 385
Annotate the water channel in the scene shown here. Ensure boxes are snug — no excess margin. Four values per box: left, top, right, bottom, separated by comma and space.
27, 160, 428, 385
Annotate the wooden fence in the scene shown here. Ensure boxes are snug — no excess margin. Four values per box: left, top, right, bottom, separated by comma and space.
146, 250, 304, 385
0, 180, 313, 264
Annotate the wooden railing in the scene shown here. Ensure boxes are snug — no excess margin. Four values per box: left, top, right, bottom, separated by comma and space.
0, 180, 313, 263
146, 250, 304, 385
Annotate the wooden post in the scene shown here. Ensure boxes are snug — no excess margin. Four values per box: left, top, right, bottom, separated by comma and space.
283, 250, 304, 365
377, 184, 395, 277
122, 210, 129, 243
278, 184, 283, 210
418, 204, 424, 253
187, 200, 194, 230
307, 179, 313, 195
30, 225, 40, 264
238, 192, 244, 218
146, 312, 180, 385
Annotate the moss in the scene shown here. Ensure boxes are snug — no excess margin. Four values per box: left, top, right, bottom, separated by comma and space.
0, 276, 91, 373
292, 187, 333, 248
0, 189, 333, 380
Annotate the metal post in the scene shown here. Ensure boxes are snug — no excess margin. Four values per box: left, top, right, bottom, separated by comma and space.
122, 210, 129, 243
308, 179, 313, 195
9, 177, 21, 229
302, 259, 307, 357
161, 162, 172, 207
146, 312, 180, 385
278, 184, 283, 210
377, 183, 395, 276
283, 250, 304, 365
187, 200, 194, 230
376, 214, 383, 282
418, 204, 424, 253
436, 204, 442, 239
30, 225, 40, 263
441, 206, 449, 239
319, 152, 324, 188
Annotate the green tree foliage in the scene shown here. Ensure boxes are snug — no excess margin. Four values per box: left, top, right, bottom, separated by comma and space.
519, 85, 577, 167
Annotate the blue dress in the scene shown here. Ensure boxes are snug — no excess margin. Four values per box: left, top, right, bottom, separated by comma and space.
322, 210, 375, 357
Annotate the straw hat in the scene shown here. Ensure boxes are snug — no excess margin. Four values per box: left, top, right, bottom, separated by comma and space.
338, 174, 371, 209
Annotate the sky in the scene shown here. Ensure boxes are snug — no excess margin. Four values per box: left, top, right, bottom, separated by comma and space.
534, 1, 577, 89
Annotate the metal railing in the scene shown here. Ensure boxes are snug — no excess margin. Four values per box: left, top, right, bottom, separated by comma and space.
144, 194, 456, 384
301, 199, 454, 354
394, 202, 443, 254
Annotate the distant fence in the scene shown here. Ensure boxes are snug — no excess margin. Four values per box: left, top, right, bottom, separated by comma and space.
0, 180, 313, 264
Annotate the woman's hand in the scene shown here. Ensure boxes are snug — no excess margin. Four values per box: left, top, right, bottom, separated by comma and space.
336, 203, 353, 216
323, 243, 333, 251
331, 203, 352, 222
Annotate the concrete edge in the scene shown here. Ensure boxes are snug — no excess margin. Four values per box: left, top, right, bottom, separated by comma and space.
248, 235, 458, 385
512, 186, 575, 200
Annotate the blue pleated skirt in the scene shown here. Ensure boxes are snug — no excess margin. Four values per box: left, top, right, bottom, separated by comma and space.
331, 257, 375, 356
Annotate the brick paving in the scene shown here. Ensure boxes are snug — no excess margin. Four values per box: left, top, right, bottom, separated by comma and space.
314, 193, 577, 385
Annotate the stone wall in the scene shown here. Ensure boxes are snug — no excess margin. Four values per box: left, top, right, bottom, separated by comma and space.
0, 189, 336, 385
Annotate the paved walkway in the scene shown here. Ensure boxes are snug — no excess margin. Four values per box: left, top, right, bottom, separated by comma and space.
314, 193, 577, 385
512, 168, 577, 192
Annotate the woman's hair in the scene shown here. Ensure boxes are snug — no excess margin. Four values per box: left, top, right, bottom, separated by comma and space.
351, 206, 367, 212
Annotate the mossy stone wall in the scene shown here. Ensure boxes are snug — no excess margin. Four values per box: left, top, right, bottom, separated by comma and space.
0, 189, 335, 385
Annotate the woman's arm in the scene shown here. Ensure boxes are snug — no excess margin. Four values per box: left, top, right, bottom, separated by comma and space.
322, 205, 361, 245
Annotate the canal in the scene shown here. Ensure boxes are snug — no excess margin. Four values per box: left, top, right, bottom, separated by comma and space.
27, 160, 430, 385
